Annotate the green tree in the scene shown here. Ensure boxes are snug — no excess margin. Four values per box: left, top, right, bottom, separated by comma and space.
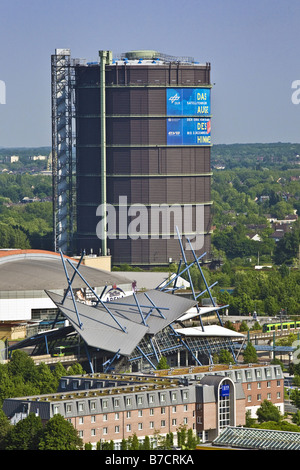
67, 362, 86, 375
243, 342, 258, 364
186, 428, 199, 449
127, 433, 139, 450
4, 413, 43, 450
38, 414, 83, 450
0, 409, 12, 450
142, 435, 151, 450
218, 349, 234, 364
35, 362, 58, 394
157, 356, 169, 370
292, 410, 300, 426
256, 400, 281, 424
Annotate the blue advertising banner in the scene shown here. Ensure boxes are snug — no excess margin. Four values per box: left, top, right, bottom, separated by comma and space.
220, 384, 230, 397
167, 117, 211, 146
166, 88, 211, 116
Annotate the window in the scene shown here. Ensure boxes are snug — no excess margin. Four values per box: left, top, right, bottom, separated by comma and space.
115, 412, 119, 420
115, 426, 120, 433
103, 427, 108, 435
138, 423, 143, 430
126, 424, 131, 432
78, 403, 84, 412
114, 398, 120, 408
149, 395, 154, 404
150, 408, 154, 416
160, 394, 166, 403
161, 420, 166, 427
138, 410, 143, 417
257, 394, 262, 401
184, 405, 188, 412
247, 383, 252, 390
103, 414, 108, 421
183, 391, 188, 400
150, 421, 154, 429
126, 397, 132, 406
267, 381, 271, 388
172, 419, 177, 426
184, 417, 188, 425
161, 407, 165, 414
91, 429, 96, 436
138, 396, 143, 405
172, 406, 177, 413
90, 401, 96, 411
54, 405, 59, 415
78, 430, 83, 438
103, 400, 108, 409
66, 404, 72, 413
91, 416, 96, 423
172, 392, 177, 401
257, 382, 261, 389
247, 395, 252, 402
277, 392, 281, 399
79, 417, 84, 424
267, 393, 271, 400
126, 411, 131, 418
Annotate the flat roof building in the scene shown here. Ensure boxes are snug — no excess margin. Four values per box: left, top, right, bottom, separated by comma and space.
2, 364, 284, 448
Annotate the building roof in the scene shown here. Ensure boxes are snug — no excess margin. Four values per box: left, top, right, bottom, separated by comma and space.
0, 250, 131, 291
213, 426, 300, 450
175, 325, 245, 338
46, 289, 197, 356
115, 271, 189, 291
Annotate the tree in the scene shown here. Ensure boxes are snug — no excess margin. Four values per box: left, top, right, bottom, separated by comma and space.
142, 435, 151, 450
0, 409, 12, 450
218, 349, 234, 364
157, 356, 169, 370
243, 342, 258, 364
35, 362, 57, 394
38, 414, 82, 450
256, 400, 281, 424
4, 413, 43, 450
67, 362, 86, 375
186, 428, 199, 449
127, 433, 139, 450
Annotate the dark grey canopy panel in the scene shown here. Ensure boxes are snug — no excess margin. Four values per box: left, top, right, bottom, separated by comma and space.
46, 290, 197, 356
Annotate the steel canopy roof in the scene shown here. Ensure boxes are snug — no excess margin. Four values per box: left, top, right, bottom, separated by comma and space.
46, 290, 198, 356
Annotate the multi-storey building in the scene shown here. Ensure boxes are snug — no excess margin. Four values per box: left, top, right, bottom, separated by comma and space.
2, 364, 284, 447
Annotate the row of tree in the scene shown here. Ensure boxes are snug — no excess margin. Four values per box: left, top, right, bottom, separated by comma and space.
0, 411, 82, 450
178, 259, 300, 317
0, 350, 85, 407
0, 200, 53, 250
94, 426, 198, 451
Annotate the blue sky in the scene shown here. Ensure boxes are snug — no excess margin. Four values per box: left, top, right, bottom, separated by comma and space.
0, 0, 300, 147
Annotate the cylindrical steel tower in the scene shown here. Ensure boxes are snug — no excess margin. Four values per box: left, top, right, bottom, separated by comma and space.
72, 49, 212, 267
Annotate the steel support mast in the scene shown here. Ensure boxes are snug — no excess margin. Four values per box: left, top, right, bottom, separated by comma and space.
51, 48, 74, 254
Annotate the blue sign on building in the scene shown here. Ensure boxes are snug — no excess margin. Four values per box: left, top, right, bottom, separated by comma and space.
167, 117, 211, 146
220, 384, 230, 397
166, 88, 211, 116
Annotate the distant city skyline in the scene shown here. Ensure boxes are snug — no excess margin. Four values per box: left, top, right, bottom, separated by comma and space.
0, 0, 300, 147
